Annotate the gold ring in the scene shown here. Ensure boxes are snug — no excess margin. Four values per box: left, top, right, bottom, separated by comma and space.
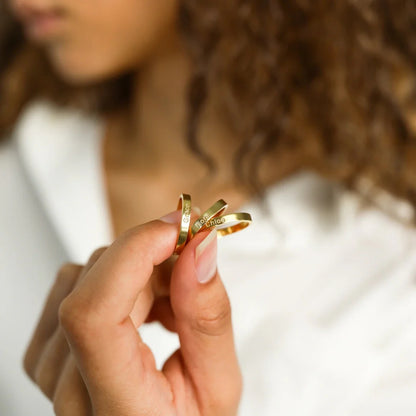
174, 193, 192, 254
205, 212, 252, 237
191, 199, 228, 236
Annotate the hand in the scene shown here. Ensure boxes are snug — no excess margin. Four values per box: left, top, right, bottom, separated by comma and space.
23, 212, 243, 415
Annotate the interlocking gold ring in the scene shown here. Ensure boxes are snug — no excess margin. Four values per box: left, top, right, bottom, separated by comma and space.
191, 199, 228, 236
174, 193, 192, 254
205, 212, 252, 237
173, 195, 252, 254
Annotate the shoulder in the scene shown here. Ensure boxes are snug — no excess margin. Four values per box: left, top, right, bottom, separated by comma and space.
0, 99, 112, 263
0, 134, 66, 263
0, 101, 73, 269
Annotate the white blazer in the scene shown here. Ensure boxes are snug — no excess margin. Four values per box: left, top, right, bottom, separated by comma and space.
2, 101, 416, 416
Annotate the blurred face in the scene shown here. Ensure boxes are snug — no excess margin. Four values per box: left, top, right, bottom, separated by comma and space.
9, 0, 179, 84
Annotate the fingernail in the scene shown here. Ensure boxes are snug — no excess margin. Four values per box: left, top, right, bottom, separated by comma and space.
193, 206, 202, 216
159, 210, 181, 224
195, 229, 217, 284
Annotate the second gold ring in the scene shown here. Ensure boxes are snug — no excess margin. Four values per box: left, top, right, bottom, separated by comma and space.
191, 199, 228, 236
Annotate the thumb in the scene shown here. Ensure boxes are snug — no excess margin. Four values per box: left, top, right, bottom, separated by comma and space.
169, 229, 242, 414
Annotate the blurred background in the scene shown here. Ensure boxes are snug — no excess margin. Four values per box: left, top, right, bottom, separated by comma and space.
1, 1, 416, 415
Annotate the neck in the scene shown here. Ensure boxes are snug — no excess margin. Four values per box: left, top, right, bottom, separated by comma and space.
102, 31, 304, 235
103, 31, 303, 223
131, 37, 192, 160
107, 33, 209, 172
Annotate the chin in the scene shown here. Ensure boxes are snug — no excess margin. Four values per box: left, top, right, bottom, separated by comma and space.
48, 46, 129, 86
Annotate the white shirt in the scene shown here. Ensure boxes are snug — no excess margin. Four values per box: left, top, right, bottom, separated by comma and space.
2, 100, 416, 415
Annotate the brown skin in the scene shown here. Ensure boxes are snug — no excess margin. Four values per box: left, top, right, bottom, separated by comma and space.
24, 214, 243, 415
85, 6, 300, 236
9, 1, 249, 413
11, 0, 253, 233
2, 1, 416, 220
8, 0, 180, 84
8, 1, 414, 411
102, 40, 252, 236
8, 0, 301, 236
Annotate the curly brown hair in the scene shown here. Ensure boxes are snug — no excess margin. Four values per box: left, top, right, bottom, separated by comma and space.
1, 1, 416, 224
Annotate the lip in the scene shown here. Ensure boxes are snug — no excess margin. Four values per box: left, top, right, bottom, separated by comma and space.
19, 8, 66, 42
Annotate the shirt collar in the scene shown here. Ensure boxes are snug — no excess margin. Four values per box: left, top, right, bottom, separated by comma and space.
14, 100, 113, 263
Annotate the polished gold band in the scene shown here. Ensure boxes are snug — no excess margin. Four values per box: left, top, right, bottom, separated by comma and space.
174, 193, 192, 254
205, 212, 252, 237
190, 199, 228, 236
174, 194, 252, 254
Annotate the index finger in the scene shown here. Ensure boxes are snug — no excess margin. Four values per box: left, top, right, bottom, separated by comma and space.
55, 216, 182, 407
62, 216, 180, 328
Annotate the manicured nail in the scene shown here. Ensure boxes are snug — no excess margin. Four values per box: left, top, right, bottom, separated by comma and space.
159, 210, 181, 224
193, 206, 202, 216
195, 229, 218, 284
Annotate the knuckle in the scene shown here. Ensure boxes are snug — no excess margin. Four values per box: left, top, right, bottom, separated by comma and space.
58, 296, 75, 332
119, 224, 145, 245
56, 263, 82, 286
57, 262, 81, 278
87, 246, 107, 266
192, 295, 232, 336
58, 296, 84, 334
58, 296, 98, 343
119, 221, 163, 250
22, 349, 36, 381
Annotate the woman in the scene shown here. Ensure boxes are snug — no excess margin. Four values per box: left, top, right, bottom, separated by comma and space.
1, 0, 416, 415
